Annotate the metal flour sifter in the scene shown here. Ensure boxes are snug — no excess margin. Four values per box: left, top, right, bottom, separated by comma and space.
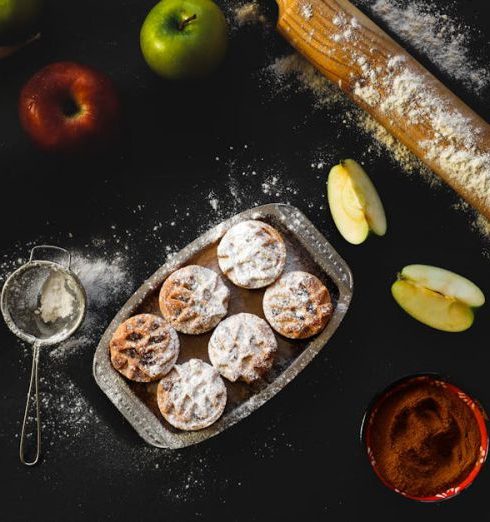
1, 246, 86, 465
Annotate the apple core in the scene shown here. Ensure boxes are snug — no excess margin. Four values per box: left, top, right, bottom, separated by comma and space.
61, 97, 80, 118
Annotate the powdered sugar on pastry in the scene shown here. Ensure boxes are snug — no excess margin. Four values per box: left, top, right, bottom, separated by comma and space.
217, 220, 286, 289
208, 313, 277, 384
159, 265, 230, 335
263, 271, 333, 339
110, 314, 179, 382
157, 359, 227, 431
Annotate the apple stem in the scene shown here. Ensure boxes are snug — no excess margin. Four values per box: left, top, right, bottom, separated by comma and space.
178, 14, 197, 30
0, 32, 41, 60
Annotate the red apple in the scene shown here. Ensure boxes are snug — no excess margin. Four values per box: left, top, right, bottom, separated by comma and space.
19, 61, 120, 152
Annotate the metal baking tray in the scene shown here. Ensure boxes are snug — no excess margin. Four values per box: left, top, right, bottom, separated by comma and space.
93, 203, 353, 448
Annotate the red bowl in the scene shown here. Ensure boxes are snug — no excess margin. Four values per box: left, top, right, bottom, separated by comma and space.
361, 374, 489, 502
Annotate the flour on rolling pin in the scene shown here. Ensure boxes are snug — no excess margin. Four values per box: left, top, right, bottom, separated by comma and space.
352, 54, 490, 200
277, 0, 490, 218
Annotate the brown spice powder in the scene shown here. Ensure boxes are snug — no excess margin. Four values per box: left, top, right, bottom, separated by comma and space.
369, 378, 481, 498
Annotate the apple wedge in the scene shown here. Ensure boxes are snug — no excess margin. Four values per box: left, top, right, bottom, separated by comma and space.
392, 264, 485, 332
327, 159, 386, 244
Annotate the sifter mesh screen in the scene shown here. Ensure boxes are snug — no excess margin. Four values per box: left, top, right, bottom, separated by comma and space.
2, 263, 86, 343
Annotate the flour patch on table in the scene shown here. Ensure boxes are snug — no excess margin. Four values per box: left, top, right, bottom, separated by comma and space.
49, 252, 135, 361
233, 1, 268, 28
261, 52, 489, 240
359, 0, 490, 94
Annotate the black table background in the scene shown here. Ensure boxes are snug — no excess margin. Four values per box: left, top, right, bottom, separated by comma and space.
1, 0, 489, 520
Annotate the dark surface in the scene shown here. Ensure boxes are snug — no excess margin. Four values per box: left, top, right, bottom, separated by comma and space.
0, 0, 489, 520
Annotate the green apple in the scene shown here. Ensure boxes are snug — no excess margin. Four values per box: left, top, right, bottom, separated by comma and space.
0, 0, 42, 46
140, 0, 228, 79
327, 159, 386, 245
392, 264, 485, 332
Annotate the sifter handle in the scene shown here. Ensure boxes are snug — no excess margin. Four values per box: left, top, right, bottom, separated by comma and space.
29, 245, 71, 270
19, 342, 41, 466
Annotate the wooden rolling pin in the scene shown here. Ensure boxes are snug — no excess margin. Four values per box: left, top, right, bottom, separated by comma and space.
276, 0, 490, 220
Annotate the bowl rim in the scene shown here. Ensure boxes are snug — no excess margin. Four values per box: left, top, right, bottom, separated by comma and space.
360, 373, 489, 502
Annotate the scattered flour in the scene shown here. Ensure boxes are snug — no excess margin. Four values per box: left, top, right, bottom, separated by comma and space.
300, 2, 313, 21
262, 46, 488, 236
357, 112, 437, 184
361, 0, 490, 94
208, 192, 219, 211
49, 252, 134, 361
233, 2, 267, 27
264, 54, 432, 180
36, 373, 102, 445
474, 214, 490, 239
268, 54, 345, 109
237, 0, 489, 237
203, 157, 308, 228
1, 1, 488, 498
454, 200, 490, 239
351, 56, 490, 213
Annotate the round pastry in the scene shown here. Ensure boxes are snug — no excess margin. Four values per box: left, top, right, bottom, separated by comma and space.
263, 271, 333, 339
157, 359, 227, 431
159, 265, 230, 335
208, 313, 278, 384
109, 314, 179, 382
217, 220, 286, 289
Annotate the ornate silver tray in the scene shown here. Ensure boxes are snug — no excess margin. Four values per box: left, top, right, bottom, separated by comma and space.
93, 204, 353, 448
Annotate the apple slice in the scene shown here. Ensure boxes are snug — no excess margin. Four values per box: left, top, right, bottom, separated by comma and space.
400, 265, 485, 308
392, 264, 485, 332
327, 159, 386, 244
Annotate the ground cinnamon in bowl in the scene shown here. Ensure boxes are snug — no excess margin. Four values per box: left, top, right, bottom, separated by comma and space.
364, 375, 488, 501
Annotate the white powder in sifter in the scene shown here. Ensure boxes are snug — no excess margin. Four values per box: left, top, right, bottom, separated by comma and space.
39, 271, 75, 323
